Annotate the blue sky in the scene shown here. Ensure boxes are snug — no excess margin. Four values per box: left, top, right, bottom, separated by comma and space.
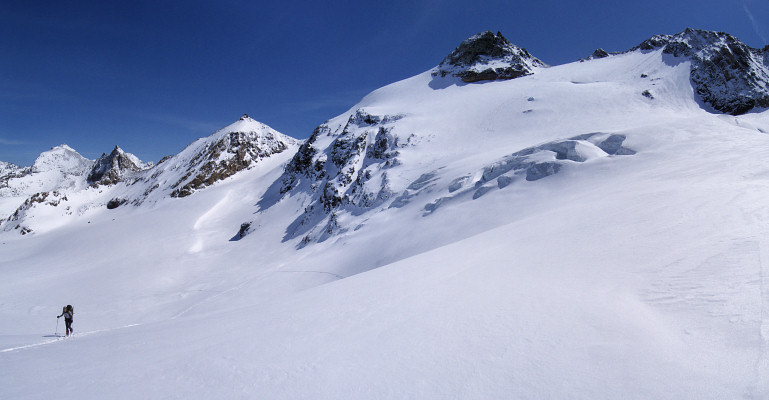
2, 0, 768, 166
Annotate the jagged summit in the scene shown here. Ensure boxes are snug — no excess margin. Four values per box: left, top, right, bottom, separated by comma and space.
633, 28, 769, 115
87, 146, 146, 186
433, 31, 546, 83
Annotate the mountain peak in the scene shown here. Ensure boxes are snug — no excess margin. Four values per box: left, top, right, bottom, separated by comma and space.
166, 118, 298, 198
87, 146, 145, 186
636, 28, 745, 56
217, 114, 273, 136
634, 28, 769, 115
31, 144, 90, 174
433, 30, 545, 83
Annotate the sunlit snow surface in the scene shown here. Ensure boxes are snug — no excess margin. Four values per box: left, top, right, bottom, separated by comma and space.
2, 48, 769, 399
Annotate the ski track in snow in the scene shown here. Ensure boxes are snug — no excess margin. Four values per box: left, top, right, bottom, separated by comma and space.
170, 270, 344, 320
277, 270, 345, 279
170, 280, 253, 320
0, 324, 139, 353
189, 190, 233, 253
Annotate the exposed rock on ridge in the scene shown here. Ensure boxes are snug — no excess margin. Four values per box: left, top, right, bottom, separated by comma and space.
0, 161, 20, 177
433, 31, 546, 82
634, 28, 769, 115
1, 117, 298, 234
0, 145, 92, 198
267, 109, 407, 244
87, 146, 145, 186
168, 116, 298, 198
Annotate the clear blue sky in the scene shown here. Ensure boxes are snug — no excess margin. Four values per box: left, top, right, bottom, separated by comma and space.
2, 0, 768, 166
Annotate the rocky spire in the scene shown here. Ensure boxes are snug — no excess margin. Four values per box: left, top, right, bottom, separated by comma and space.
87, 146, 144, 186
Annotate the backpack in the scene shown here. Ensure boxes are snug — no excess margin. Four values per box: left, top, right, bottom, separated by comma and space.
66, 305, 73, 316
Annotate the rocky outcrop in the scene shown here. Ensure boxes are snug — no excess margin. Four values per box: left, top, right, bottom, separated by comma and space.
433, 31, 546, 83
273, 109, 408, 243
169, 116, 297, 198
1, 191, 69, 234
634, 28, 769, 115
0, 161, 20, 177
0, 162, 22, 190
580, 48, 611, 62
87, 146, 145, 186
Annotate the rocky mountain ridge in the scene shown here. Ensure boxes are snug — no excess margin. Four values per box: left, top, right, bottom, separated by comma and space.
0, 161, 20, 176
163, 115, 298, 198
611, 28, 768, 115
2, 28, 768, 238
0, 145, 93, 199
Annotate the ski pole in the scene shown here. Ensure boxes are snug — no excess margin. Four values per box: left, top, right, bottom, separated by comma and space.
55, 317, 59, 336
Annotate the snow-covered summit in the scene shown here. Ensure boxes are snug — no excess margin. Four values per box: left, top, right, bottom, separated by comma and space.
126, 115, 299, 201
633, 28, 769, 114
433, 31, 546, 82
0, 144, 91, 199
30, 144, 91, 175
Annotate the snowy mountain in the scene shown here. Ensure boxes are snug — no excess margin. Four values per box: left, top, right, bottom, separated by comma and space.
2, 144, 91, 194
87, 145, 150, 186
433, 30, 546, 82
633, 28, 769, 115
0, 160, 19, 176
156, 114, 298, 199
0, 116, 297, 234
2, 28, 769, 399
0, 145, 93, 225
0, 144, 150, 234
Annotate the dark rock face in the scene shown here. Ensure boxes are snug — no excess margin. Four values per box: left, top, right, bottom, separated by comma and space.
590, 48, 610, 59
580, 48, 611, 62
87, 146, 143, 186
106, 198, 127, 209
433, 31, 546, 83
634, 28, 769, 115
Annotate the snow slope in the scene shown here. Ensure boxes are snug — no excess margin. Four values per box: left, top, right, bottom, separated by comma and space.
2, 30, 769, 399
